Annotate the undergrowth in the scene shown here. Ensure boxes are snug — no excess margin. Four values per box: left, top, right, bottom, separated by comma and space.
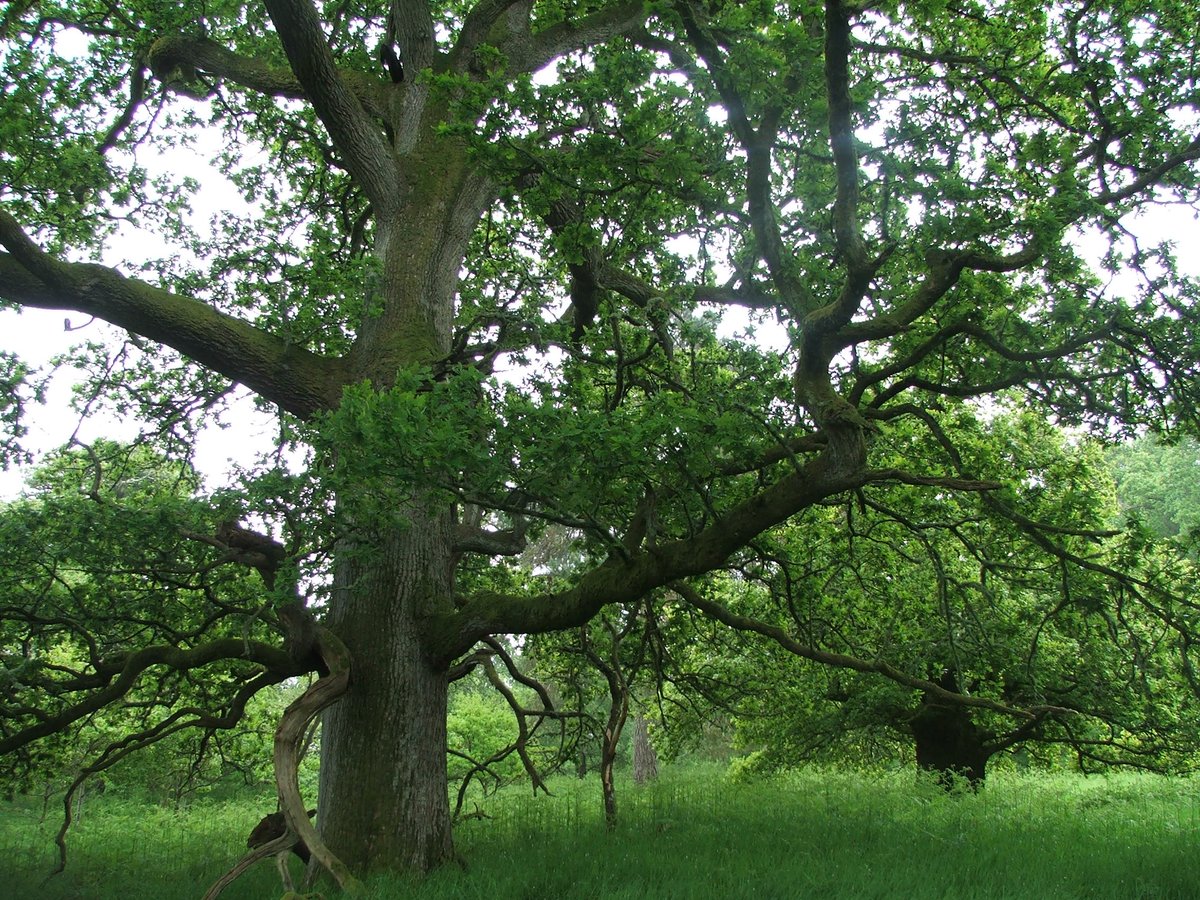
2, 765, 1198, 899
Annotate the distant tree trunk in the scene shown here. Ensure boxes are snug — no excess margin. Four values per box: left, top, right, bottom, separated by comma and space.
71, 779, 87, 823
632, 715, 658, 785
909, 675, 992, 789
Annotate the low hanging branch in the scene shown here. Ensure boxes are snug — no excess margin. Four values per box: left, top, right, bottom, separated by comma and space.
204, 626, 360, 899
45, 670, 288, 878
671, 581, 1073, 722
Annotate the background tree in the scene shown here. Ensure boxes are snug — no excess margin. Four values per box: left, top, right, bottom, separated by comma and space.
526, 598, 665, 829
1108, 436, 1200, 542
2, 0, 1200, 882
703, 412, 1200, 784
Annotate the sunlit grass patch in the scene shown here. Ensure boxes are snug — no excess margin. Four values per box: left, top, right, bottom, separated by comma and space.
3, 766, 1199, 899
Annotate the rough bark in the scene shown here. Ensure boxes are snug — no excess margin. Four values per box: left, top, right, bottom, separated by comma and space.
317, 510, 457, 874
632, 715, 658, 786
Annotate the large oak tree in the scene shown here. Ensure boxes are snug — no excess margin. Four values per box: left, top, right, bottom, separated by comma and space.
3, 0, 1200, 882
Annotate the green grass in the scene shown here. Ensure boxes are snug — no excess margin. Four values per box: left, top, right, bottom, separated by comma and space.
4, 765, 1200, 899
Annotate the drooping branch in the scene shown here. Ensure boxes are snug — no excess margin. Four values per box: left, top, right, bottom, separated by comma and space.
203, 828, 305, 900
480, 656, 550, 794
671, 582, 1071, 722
480, 636, 563, 717
50, 670, 285, 875
578, 620, 628, 829
446, 639, 584, 819
0, 638, 306, 756
0, 212, 348, 418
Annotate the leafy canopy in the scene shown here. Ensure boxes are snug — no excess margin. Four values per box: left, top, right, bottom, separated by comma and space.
0, 0, 1199, 867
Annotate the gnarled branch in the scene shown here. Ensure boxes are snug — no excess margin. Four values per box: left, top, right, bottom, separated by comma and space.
273, 626, 360, 894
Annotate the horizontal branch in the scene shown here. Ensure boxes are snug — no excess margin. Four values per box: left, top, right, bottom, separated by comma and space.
454, 521, 529, 556
691, 284, 778, 310
434, 440, 868, 661
860, 468, 1001, 493
0, 213, 348, 417
849, 314, 1113, 407
0, 638, 307, 756
510, 2, 646, 75
147, 35, 306, 99
852, 38, 1079, 132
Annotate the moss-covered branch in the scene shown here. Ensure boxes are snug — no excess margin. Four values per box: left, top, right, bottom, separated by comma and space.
434, 446, 866, 660
0, 212, 348, 417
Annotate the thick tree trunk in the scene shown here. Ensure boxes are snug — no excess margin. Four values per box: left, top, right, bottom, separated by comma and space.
910, 695, 991, 789
317, 509, 456, 874
311, 150, 489, 875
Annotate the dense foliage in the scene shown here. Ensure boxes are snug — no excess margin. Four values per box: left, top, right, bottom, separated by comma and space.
2, 0, 1200, 884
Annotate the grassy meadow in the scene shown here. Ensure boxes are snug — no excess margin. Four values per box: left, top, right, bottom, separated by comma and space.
2, 764, 1199, 899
